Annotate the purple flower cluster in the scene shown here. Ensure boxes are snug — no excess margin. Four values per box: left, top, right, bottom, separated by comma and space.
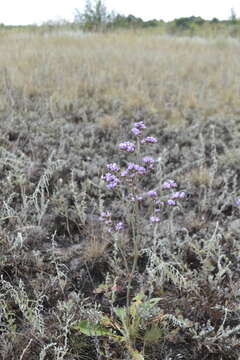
131, 127, 141, 136
162, 180, 177, 189
120, 169, 129, 177
147, 180, 186, 222
99, 211, 112, 226
171, 191, 185, 199
99, 211, 124, 232
148, 190, 157, 197
115, 222, 124, 231
119, 163, 146, 178
134, 121, 146, 130
131, 121, 147, 137
106, 163, 120, 172
100, 211, 111, 218
167, 199, 176, 206
141, 136, 157, 144
143, 156, 154, 164
150, 216, 160, 223
119, 141, 135, 153
162, 182, 186, 206
125, 163, 146, 176
102, 173, 120, 188
236, 198, 240, 206
155, 199, 164, 206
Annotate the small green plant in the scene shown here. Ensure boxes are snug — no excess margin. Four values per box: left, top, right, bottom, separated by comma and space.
73, 292, 163, 360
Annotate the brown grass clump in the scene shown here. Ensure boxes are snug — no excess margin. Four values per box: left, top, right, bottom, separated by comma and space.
220, 148, 240, 168
97, 114, 119, 130
83, 235, 109, 262
187, 167, 211, 187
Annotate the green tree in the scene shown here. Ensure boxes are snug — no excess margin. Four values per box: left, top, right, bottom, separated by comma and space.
74, 0, 110, 31
230, 7, 237, 24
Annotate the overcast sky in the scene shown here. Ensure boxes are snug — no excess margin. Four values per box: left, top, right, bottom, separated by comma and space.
1, 0, 240, 25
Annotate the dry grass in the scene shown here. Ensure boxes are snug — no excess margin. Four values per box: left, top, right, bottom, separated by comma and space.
97, 114, 119, 129
83, 235, 109, 262
187, 167, 211, 187
1, 29, 240, 125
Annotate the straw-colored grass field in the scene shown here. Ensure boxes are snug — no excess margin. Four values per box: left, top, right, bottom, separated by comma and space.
1, 30, 240, 124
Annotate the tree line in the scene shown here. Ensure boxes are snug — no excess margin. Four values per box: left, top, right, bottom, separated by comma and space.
73, 0, 240, 33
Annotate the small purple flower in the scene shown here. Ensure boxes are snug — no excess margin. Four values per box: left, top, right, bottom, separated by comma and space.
100, 211, 111, 218
130, 193, 144, 201
107, 181, 119, 188
155, 199, 164, 205
236, 198, 240, 206
134, 164, 146, 175
143, 156, 154, 164
121, 169, 129, 177
127, 163, 146, 176
127, 163, 135, 170
141, 136, 157, 144
106, 163, 120, 172
119, 141, 135, 153
155, 208, 161, 213
134, 121, 146, 130
102, 173, 120, 188
167, 199, 176, 205
148, 190, 157, 197
131, 127, 141, 136
162, 180, 177, 189
102, 172, 115, 182
150, 216, 160, 223
115, 222, 124, 231
99, 212, 114, 227
179, 191, 185, 198
171, 191, 185, 199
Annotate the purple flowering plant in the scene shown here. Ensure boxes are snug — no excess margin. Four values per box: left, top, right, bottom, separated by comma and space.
100, 121, 186, 232
98, 120, 186, 310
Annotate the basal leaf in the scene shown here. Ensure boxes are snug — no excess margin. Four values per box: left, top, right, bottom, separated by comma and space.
73, 320, 115, 337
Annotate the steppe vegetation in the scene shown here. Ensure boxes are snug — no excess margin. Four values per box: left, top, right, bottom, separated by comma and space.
1, 27, 240, 359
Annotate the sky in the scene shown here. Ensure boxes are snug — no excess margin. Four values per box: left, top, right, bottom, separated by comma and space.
1, 0, 240, 25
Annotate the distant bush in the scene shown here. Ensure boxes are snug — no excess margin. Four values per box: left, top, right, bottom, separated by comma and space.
74, 0, 111, 31
174, 16, 205, 30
